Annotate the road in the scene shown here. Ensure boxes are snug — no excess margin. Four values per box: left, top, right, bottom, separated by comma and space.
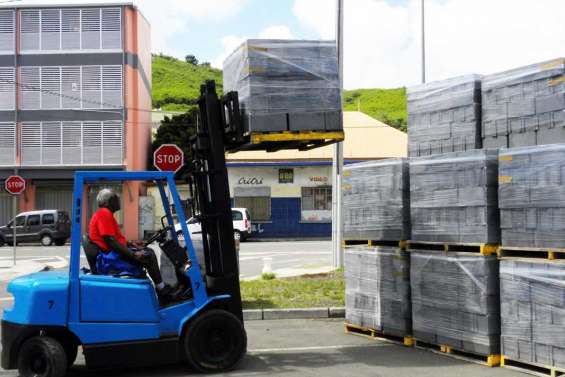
0, 318, 522, 377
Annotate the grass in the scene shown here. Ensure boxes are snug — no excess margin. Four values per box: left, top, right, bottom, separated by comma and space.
344, 88, 408, 132
152, 54, 222, 110
241, 270, 344, 309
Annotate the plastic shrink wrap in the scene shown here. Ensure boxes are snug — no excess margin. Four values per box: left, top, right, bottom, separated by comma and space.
500, 259, 565, 367
408, 75, 482, 157
410, 149, 500, 244
482, 58, 565, 149
345, 246, 411, 336
499, 144, 565, 248
344, 158, 410, 241
411, 250, 500, 355
223, 39, 342, 133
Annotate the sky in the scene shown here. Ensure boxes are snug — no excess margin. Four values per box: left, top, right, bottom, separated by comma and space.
10, 0, 565, 89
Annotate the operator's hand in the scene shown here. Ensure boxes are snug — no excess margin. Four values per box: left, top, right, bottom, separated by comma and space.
130, 240, 145, 249
134, 251, 146, 259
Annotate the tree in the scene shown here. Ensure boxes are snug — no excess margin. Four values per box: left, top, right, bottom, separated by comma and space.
200, 62, 211, 68
185, 54, 199, 65
150, 107, 199, 178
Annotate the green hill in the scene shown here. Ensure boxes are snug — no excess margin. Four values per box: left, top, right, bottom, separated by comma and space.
343, 88, 407, 132
152, 55, 408, 132
152, 54, 223, 112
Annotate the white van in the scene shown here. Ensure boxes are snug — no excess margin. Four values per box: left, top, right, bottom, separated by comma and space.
174, 208, 252, 241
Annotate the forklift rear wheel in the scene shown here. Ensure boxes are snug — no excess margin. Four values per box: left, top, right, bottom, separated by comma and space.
183, 309, 247, 372
17, 336, 67, 377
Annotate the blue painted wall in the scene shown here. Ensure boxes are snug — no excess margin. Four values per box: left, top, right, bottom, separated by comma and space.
243, 198, 331, 239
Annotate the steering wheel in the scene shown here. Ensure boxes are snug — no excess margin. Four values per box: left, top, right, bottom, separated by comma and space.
144, 226, 171, 246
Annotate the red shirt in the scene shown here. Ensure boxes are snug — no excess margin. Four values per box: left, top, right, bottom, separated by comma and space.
89, 208, 127, 251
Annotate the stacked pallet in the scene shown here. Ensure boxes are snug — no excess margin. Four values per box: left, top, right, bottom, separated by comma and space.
345, 246, 412, 340
343, 159, 412, 343
411, 250, 501, 357
410, 149, 500, 244
407, 75, 482, 157
343, 159, 410, 241
223, 39, 342, 133
499, 144, 565, 247
482, 58, 565, 149
500, 259, 565, 375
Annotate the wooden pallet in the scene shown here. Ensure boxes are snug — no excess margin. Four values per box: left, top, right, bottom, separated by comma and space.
407, 241, 499, 256
414, 340, 501, 367
343, 240, 407, 250
344, 323, 414, 347
501, 356, 565, 377
497, 246, 565, 261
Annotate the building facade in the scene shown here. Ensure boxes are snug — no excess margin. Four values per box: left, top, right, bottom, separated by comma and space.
0, 2, 151, 239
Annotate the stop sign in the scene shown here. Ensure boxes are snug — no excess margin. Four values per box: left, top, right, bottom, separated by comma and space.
154, 144, 184, 173
5, 175, 25, 195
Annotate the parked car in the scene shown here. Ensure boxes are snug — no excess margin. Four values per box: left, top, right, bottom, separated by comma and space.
0, 210, 71, 247
174, 208, 252, 241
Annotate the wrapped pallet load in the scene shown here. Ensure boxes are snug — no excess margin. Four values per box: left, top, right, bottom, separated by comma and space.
345, 246, 412, 340
499, 144, 565, 247
410, 250, 500, 357
500, 259, 565, 370
482, 58, 565, 149
223, 39, 342, 133
343, 158, 410, 241
410, 149, 500, 244
407, 75, 482, 157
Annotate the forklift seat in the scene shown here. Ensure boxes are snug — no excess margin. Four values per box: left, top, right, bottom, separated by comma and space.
81, 235, 100, 274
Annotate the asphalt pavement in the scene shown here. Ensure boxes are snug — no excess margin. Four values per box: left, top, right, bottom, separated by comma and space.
0, 318, 524, 377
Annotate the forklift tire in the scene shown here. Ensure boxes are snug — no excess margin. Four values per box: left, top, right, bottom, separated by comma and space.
17, 336, 67, 377
183, 309, 247, 373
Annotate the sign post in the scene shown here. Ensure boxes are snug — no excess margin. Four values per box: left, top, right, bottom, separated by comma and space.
5, 175, 25, 267
153, 144, 185, 174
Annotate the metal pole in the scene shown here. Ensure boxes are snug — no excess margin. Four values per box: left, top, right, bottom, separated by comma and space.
421, 0, 426, 84
12, 194, 16, 266
332, 0, 344, 268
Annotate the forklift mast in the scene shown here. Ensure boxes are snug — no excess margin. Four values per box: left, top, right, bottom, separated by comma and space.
189, 81, 243, 321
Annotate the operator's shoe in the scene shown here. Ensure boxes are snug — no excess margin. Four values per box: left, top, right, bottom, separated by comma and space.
157, 284, 176, 307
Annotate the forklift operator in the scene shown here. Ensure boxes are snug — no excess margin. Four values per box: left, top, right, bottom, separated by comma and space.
89, 189, 174, 298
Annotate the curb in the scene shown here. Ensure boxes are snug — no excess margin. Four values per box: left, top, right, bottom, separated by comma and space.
243, 307, 345, 321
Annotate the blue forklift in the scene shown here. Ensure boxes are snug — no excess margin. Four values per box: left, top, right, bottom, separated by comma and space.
0, 81, 343, 377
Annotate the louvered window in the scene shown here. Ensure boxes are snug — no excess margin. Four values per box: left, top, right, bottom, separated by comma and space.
0, 10, 15, 53
20, 65, 121, 110
0, 68, 15, 110
41, 9, 61, 50
21, 122, 42, 165
21, 67, 41, 110
21, 10, 40, 51
102, 66, 122, 108
61, 66, 81, 108
21, 7, 121, 52
82, 66, 101, 109
41, 67, 61, 109
21, 121, 123, 166
0, 123, 15, 166
61, 9, 80, 50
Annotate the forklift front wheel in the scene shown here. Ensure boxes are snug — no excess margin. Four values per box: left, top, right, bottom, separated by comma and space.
183, 309, 247, 373
17, 336, 67, 377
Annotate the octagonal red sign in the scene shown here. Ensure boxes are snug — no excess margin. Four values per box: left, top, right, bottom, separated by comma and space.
5, 175, 25, 195
154, 144, 184, 173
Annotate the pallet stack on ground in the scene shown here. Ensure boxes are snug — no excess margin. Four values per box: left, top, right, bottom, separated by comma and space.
500, 257, 565, 376
410, 249, 501, 365
410, 149, 500, 244
223, 39, 342, 134
343, 158, 410, 242
499, 144, 565, 248
407, 74, 482, 157
482, 58, 565, 149
344, 244, 413, 345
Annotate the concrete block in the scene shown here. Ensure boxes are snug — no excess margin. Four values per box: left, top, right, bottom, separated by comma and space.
243, 309, 263, 321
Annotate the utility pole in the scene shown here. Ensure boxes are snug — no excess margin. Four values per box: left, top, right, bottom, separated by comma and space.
421, 0, 426, 84
332, 0, 344, 268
